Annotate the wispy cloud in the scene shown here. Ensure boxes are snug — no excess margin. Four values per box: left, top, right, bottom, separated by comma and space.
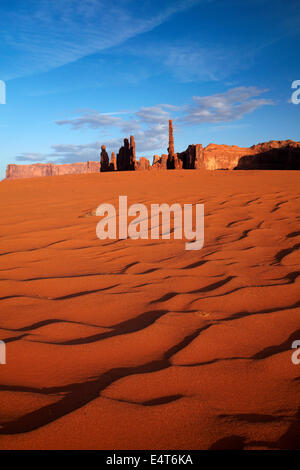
56, 105, 174, 130
56, 87, 273, 130
122, 42, 252, 82
182, 87, 274, 123
15, 152, 48, 162
56, 111, 130, 131
16, 142, 102, 164
0, 0, 204, 80
109, 0, 300, 85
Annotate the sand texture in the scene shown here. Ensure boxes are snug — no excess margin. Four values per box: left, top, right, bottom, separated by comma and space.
0, 170, 299, 450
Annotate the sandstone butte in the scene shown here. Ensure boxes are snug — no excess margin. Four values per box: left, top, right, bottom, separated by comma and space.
5, 120, 300, 180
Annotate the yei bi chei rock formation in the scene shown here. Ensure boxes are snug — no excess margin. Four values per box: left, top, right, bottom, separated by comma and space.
5, 120, 300, 179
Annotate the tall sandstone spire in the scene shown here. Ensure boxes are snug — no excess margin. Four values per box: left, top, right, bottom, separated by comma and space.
167, 119, 181, 169
130, 135, 137, 170
168, 119, 174, 157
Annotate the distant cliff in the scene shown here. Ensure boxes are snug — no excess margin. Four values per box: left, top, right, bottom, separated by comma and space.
6, 161, 100, 180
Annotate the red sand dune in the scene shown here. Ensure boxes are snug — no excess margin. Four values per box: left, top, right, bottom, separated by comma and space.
0, 170, 299, 450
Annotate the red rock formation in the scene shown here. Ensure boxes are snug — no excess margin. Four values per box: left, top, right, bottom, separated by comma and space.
117, 137, 136, 171
203, 140, 300, 170
193, 144, 205, 169
167, 120, 175, 169
100, 145, 110, 172
117, 138, 129, 171
200, 144, 250, 170
151, 138, 300, 171
235, 141, 300, 170
5, 138, 300, 181
130, 135, 137, 170
151, 154, 168, 170
160, 154, 168, 169
168, 120, 174, 157
174, 153, 183, 169
5, 161, 100, 180
176, 144, 204, 169
136, 157, 150, 170
109, 152, 117, 171
250, 140, 300, 153
152, 155, 160, 167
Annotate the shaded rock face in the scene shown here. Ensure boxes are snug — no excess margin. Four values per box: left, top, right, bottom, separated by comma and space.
235, 143, 300, 170
152, 155, 160, 166
117, 136, 137, 171
167, 154, 181, 170
100, 145, 110, 172
177, 144, 204, 169
6, 161, 100, 180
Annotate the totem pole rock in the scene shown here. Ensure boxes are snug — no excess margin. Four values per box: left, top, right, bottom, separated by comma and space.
167, 120, 176, 169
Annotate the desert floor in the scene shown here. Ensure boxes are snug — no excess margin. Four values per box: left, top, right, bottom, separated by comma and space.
0, 170, 299, 450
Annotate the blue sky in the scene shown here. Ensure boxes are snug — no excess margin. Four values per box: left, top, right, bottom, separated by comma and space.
0, 0, 299, 178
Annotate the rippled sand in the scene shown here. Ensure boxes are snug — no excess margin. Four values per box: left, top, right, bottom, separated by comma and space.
0, 170, 299, 450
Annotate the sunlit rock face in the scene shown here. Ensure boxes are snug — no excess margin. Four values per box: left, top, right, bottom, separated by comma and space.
110, 152, 117, 171
5, 161, 100, 180
136, 157, 150, 170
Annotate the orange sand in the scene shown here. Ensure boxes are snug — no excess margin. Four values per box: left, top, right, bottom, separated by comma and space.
0, 170, 299, 450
